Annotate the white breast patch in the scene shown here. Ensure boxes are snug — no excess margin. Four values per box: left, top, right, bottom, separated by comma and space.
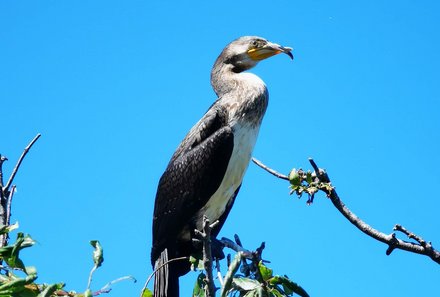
194, 122, 260, 229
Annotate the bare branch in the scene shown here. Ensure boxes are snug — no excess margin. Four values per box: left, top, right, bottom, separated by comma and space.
4, 133, 41, 192
254, 157, 440, 265
0, 155, 8, 193
6, 185, 15, 227
310, 158, 440, 264
0, 134, 41, 248
220, 237, 252, 255
215, 258, 224, 287
95, 276, 136, 295
252, 157, 289, 180
0, 156, 6, 219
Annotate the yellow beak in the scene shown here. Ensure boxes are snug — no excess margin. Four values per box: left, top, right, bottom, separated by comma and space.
247, 42, 293, 61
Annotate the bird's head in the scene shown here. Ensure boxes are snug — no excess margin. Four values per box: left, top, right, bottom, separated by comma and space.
218, 36, 293, 73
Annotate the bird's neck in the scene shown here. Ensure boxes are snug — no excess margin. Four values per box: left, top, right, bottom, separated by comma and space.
211, 62, 266, 97
210, 62, 268, 125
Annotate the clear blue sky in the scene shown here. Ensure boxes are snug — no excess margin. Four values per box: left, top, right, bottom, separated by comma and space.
1, 1, 439, 296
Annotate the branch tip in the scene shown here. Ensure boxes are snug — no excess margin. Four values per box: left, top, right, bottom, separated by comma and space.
5, 133, 42, 192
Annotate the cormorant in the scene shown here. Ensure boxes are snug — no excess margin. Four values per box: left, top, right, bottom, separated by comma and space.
151, 36, 293, 297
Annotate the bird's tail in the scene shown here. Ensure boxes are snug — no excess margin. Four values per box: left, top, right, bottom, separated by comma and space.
154, 248, 179, 297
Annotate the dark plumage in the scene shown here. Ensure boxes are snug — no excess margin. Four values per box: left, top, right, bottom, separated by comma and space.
151, 36, 293, 297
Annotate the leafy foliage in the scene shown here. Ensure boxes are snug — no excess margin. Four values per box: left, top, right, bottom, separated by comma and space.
226, 261, 309, 297
193, 272, 207, 297
288, 168, 333, 204
192, 249, 309, 297
0, 230, 64, 297
0, 228, 133, 297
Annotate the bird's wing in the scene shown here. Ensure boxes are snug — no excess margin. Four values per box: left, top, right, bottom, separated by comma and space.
151, 104, 234, 263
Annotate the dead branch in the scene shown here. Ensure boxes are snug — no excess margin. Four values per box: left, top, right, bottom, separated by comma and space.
252, 158, 288, 180
252, 157, 440, 265
0, 133, 41, 248
4, 133, 41, 193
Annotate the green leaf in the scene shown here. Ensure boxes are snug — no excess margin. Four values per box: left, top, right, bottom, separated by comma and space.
0, 274, 37, 293
0, 222, 19, 235
258, 262, 273, 282
277, 276, 309, 297
90, 240, 104, 268
141, 288, 153, 297
233, 277, 261, 291
25, 266, 37, 276
190, 255, 204, 271
288, 169, 301, 187
221, 252, 244, 297
84, 288, 93, 297
305, 171, 313, 184
0, 246, 13, 258
192, 272, 206, 297
243, 289, 259, 297
6, 256, 26, 271
5, 233, 35, 270
269, 287, 284, 297
242, 286, 269, 297
37, 283, 59, 297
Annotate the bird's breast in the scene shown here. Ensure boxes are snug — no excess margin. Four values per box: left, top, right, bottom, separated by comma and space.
194, 122, 260, 229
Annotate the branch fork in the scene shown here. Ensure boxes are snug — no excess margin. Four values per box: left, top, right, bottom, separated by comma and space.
194, 216, 219, 297
0, 134, 41, 248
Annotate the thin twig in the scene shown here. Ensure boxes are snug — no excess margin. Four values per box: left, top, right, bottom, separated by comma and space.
140, 256, 189, 297
394, 224, 425, 244
0, 155, 8, 195
216, 258, 224, 287
6, 185, 16, 226
87, 265, 98, 291
4, 133, 41, 192
0, 185, 17, 247
252, 158, 289, 180
0, 156, 8, 219
220, 237, 252, 255
95, 276, 136, 295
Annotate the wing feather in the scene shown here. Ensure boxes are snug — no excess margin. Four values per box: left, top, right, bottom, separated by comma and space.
151, 104, 233, 264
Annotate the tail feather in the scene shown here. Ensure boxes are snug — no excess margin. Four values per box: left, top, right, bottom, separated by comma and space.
154, 248, 179, 297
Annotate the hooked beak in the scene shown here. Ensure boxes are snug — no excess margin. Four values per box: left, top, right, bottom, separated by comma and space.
247, 41, 294, 61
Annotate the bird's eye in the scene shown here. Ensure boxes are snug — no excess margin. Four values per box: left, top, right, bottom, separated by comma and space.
252, 40, 259, 47
251, 39, 266, 49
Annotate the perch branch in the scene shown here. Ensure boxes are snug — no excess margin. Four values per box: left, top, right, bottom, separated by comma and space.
252, 158, 289, 180
253, 157, 440, 265
194, 216, 217, 297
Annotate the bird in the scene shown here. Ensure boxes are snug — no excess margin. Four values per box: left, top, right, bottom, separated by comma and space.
151, 36, 293, 297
